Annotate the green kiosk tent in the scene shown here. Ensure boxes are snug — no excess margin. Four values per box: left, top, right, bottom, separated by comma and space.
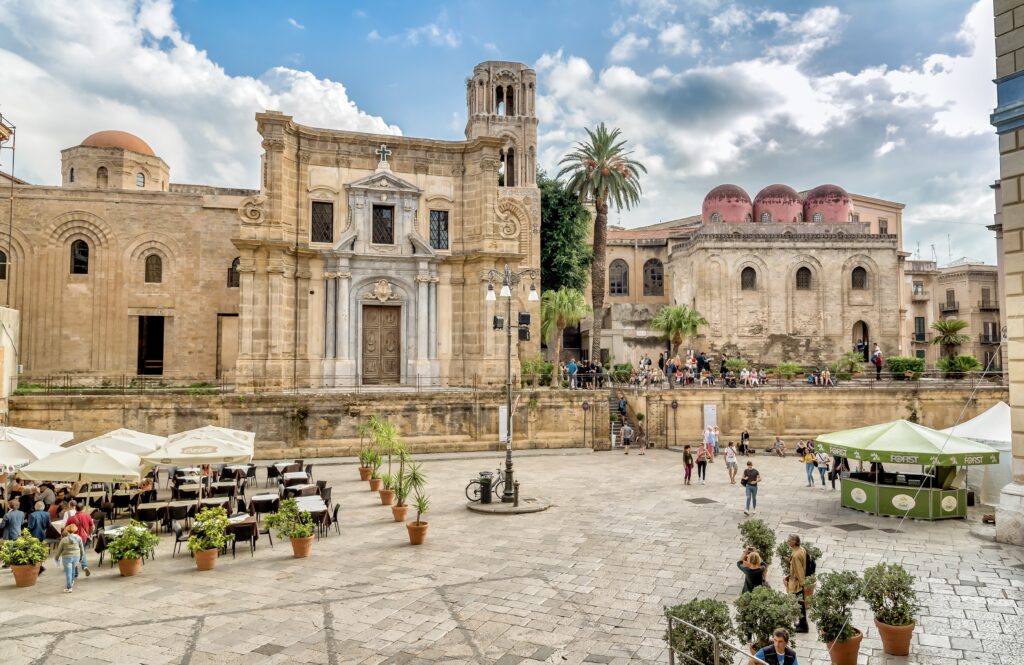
816, 420, 1000, 519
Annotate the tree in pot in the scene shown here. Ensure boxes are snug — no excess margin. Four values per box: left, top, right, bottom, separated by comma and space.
393, 460, 425, 523
407, 493, 430, 545
776, 540, 822, 599
357, 449, 374, 481
265, 498, 315, 558
664, 598, 733, 665
807, 570, 864, 665
0, 528, 48, 587
368, 451, 383, 491
187, 507, 233, 571
734, 586, 801, 655
107, 520, 160, 577
863, 562, 919, 656
737, 518, 776, 568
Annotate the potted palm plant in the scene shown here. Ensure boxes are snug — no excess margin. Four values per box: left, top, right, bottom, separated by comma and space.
407, 493, 430, 545
664, 599, 733, 665
738, 519, 776, 568
808, 571, 864, 665
393, 460, 425, 522
107, 520, 160, 577
734, 586, 801, 657
187, 507, 233, 571
357, 449, 374, 481
368, 451, 383, 491
776, 540, 822, 599
0, 528, 48, 587
379, 473, 396, 506
863, 562, 918, 656
265, 497, 315, 558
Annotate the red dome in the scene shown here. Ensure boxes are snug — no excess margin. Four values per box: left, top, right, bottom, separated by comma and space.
753, 184, 802, 223
804, 184, 851, 223
701, 184, 752, 224
81, 130, 155, 156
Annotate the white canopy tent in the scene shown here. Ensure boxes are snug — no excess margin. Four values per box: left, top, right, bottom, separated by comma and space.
19, 444, 149, 483
941, 401, 1013, 506
0, 426, 73, 471
142, 425, 255, 466
73, 429, 166, 455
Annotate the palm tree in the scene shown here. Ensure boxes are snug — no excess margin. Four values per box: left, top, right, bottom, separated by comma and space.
651, 305, 707, 358
557, 123, 646, 364
540, 287, 592, 387
930, 319, 970, 358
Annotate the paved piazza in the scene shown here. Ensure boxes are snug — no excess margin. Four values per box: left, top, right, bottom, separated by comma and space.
3, 449, 1022, 665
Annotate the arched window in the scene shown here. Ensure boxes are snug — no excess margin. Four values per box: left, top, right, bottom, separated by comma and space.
643, 259, 664, 296
227, 257, 240, 288
710, 212, 721, 223
741, 266, 757, 291
144, 254, 162, 283
812, 212, 824, 223
745, 213, 752, 223
609, 259, 629, 295
0, 250, 7, 280
69, 167, 75, 183
795, 266, 812, 290
136, 172, 145, 188
851, 266, 867, 290
759, 211, 771, 223
71, 239, 89, 274
96, 167, 108, 188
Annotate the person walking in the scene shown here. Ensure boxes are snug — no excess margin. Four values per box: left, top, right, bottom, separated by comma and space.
65, 502, 93, 577
712, 426, 721, 456
871, 345, 883, 380
725, 442, 739, 484
829, 454, 850, 490
567, 358, 578, 389
695, 444, 709, 485
0, 499, 26, 541
737, 547, 767, 594
54, 523, 85, 593
802, 449, 816, 487
683, 445, 694, 485
815, 449, 830, 488
27, 501, 51, 541
755, 629, 799, 665
741, 461, 760, 515
622, 422, 634, 454
784, 534, 809, 633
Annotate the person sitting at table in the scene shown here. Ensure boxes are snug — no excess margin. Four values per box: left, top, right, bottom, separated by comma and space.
27, 501, 51, 540
37, 483, 56, 508
48, 498, 67, 521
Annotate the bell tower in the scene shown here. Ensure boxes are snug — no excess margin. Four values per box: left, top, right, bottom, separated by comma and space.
465, 61, 538, 187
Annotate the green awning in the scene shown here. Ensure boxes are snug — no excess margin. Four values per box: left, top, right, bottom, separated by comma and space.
816, 420, 1000, 466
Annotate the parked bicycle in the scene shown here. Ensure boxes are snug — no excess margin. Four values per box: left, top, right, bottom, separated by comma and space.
465, 466, 506, 501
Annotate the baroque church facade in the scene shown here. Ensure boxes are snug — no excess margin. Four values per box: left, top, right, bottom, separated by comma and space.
0, 61, 540, 390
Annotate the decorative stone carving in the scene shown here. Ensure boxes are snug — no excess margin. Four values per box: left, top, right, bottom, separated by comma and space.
238, 195, 268, 226
451, 164, 466, 176
362, 279, 400, 302
261, 138, 285, 152
495, 198, 528, 239
298, 151, 312, 164
480, 158, 500, 173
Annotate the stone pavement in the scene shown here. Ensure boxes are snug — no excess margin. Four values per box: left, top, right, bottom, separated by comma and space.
2, 450, 1022, 665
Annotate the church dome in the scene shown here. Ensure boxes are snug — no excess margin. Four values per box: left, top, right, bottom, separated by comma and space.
81, 130, 155, 156
753, 184, 802, 223
804, 183, 851, 223
701, 184, 752, 224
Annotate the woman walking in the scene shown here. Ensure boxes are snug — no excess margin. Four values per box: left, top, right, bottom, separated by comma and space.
55, 523, 85, 593
695, 444, 709, 485
683, 445, 694, 485
815, 449, 830, 488
802, 449, 816, 487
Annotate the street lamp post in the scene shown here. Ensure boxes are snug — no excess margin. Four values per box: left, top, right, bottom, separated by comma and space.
485, 263, 539, 503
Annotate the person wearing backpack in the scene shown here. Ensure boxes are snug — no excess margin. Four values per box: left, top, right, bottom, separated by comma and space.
871, 344, 883, 380
783, 534, 809, 633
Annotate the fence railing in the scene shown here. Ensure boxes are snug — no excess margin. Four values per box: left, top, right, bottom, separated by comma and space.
606, 368, 1007, 392
665, 612, 768, 665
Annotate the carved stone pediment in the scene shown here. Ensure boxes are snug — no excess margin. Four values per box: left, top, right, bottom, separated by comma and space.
345, 171, 421, 194
238, 194, 268, 225
361, 279, 401, 302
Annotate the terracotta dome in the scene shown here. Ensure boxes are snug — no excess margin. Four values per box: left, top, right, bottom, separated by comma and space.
753, 184, 802, 223
804, 183, 851, 223
701, 184, 752, 224
80, 130, 155, 156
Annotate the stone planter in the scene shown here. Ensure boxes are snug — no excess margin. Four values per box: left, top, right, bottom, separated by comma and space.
10, 563, 40, 587
290, 535, 314, 559
194, 548, 218, 571
117, 557, 143, 577
826, 629, 862, 665
379, 489, 395, 505
406, 521, 429, 545
875, 619, 914, 656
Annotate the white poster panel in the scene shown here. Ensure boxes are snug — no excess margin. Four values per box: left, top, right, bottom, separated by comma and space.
499, 405, 509, 443
703, 404, 718, 429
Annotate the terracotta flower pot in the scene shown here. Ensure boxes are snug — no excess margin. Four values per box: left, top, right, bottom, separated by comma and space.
379, 489, 395, 505
803, 583, 815, 600
826, 629, 862, 665
10, 563, 40, 588
194, 548, 218, 571
290, 535, 314, 559
358, 467, 372, 481
118, 557, 143, 577
407, 521, 429, 545
875, 619, 915, 656
391, 505, 409, 522
369, 478, 382, 491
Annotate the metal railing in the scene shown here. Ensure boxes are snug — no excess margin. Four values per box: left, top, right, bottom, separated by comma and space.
939, 301, 959, 313
665, 612, 767, 665
912, 332, 931, 343
606, 368, 1007, 391
979, 300, 1000, 311
980, 334, 1001, 345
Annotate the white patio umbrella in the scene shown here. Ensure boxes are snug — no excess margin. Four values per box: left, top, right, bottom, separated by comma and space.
0, 430, 69, 470
19, 444, 149, 483
0, 426, 73, 446
73, 428, 166, 455
142, 425, 255, 466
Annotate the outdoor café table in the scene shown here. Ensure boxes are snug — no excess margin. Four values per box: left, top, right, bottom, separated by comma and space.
284, 483, 317, 498
209, 481, 238, 492
175, 483, 202, 493
273, 462, 293, 472
294, 496, 327, 513
199, 496, 231, 509
178, 466, 201, 474
74, 491, 106, 506
282, 471, 308, 487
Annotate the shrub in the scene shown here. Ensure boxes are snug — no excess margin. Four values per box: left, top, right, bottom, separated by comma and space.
0, 529, 48, 566
187, 507, 233, 553
665, 599, 733, 665
264, 498, 314, 540
834, 351, 865, 375
937, 354, 981, 379
863, 562, 918, 627
775, 541, 822, 578
808, 571, 863, 644
610, 363, 632, 383
520, 354, 554, 386
107, 521, 160, 562
725, 357, 747, 373
395, 461, 425, 508
774, 362, 803, 379
738, 519, 776, 567
734, 586, 801, 649
885, 356, 924, 379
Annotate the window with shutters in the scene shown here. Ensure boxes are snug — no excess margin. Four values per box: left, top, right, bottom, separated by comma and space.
144, 254, 162, 283
311, 201, 334, 243
812, 212, 824, 223
429, 210, 449, 250
71, 239, 89, 274
759, 211, 771, 223
795, 266, 811, 290
741, 266, 757, 291
945, 289, 955, 306
609, 259, 629, 295
709, 212, 721, 223
851, 266, 867, 290
372, 205, 395, 244
643, 259, 663, 296
878, 219, 888, 235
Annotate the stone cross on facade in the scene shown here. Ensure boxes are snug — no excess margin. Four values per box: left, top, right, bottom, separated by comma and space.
376, 144, 392, 164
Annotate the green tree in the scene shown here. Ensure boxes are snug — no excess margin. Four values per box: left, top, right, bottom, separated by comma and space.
930, 319, 970, 358
558, 123, 646, 363
650, 305, 707, 359
541, 287, 592, 387
539, 170, 593, 292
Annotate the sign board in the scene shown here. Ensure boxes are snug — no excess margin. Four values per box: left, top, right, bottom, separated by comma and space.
499, 405, 511, 444
703, 404, 717, 429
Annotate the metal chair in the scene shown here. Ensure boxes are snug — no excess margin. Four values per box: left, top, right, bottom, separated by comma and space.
211, 483, 236, 498
230, 523, 257, 558
171, 521, 189, 557
266, 465, 281, 488
111, 493, 132, 519
245, 465, 257, 488
251, 497, 279, 525
319, 487, 332, 509
167, 504, 192, 530
177, 487, 200, 501
331, 504, 340, 536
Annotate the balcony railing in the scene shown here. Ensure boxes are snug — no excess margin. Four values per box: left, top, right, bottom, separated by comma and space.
980, 334, 1001, 345
912, 332, 931, 343
939, 301, 959, 313
979, 300, 1000, 311
911, 292, 929, 302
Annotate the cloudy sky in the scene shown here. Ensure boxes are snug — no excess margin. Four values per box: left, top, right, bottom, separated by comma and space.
0, 0, 999, 263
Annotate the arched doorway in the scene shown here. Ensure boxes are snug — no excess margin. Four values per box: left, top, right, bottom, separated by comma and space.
852, 321, 869, 361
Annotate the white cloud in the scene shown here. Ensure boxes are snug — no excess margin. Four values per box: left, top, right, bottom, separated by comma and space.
287, 17, 304, 30
366, 29, 381, 41
609, 32, 649, 62
767, 6, 847, 62
756, 10, 789, 27
406, 22, 460, 48
0, 0, 400, 188
658, 24, 701, 57
483, 42, 500, 55
709, 6, 750, 35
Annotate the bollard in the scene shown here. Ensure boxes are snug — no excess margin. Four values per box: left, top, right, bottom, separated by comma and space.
513, 480, 520, 507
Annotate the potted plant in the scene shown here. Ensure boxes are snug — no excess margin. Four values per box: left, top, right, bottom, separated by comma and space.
0, 529, 48, 587
734, 586, 800, 657
664, 599, 733, 665
808, 571, 864, 665
357, 449, 374, 481
107, 520, 160, 577
187, 507, 233, 571
265, 497, 315, 558
863, 562, 919, 656
776, 540, 822, 599
379, 473, 396, 505
407, 493, 430, 545
393, 460, 425, 522
737, 519, 776, 568
368, 450, 383, 491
